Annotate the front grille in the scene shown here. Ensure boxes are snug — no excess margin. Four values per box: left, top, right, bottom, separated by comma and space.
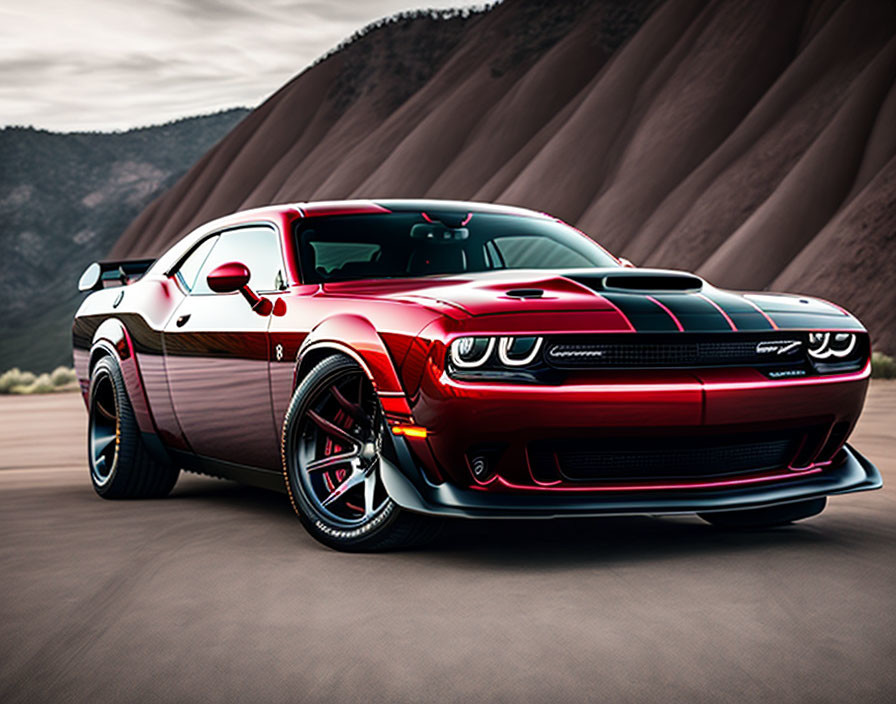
528, 430, 806, 483
545, 333, 808, 369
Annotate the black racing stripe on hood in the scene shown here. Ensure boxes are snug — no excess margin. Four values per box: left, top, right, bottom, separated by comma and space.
700, 289, 775, 331
649, 293, 734, 332
600, 292, 680, 332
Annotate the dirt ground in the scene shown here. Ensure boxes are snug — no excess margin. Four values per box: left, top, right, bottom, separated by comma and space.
1, 384, 894, 703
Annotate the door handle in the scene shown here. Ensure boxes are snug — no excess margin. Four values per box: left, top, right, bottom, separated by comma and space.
176, 314, 191, 327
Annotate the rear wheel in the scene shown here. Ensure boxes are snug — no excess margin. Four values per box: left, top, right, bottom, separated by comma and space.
698, 497, 826, 529
282, 354, 441, 551
88, 355, 179, 499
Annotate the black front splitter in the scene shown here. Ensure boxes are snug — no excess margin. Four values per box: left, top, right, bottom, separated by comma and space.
381, 443, 881, 520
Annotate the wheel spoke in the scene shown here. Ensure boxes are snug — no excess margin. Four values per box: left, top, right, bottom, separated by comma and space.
93, 429, 117, 455
321, 469, 366, 508
329, 384, 369, 424
307, 409, 359, 448
305, 452, 358, 473
363, 471, 377, 517
293, 367, 391, 525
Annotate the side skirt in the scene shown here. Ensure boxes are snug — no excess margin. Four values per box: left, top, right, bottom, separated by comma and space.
169, 449, 287, 494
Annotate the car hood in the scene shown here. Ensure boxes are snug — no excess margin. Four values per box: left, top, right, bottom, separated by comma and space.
320, 269, 862, 332
322, 269, 626, 316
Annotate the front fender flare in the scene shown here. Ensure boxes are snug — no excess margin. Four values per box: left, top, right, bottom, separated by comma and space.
296, 315, 412, 418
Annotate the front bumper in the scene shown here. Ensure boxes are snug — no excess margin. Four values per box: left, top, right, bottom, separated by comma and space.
381, 442, 881, 519
407, 363, 871, 488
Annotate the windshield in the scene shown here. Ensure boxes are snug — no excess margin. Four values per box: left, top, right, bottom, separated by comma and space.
295, 212, 618, 283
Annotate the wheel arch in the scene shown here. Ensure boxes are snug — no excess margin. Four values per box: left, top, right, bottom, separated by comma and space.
293, 315, 412, 419
89, 318, 156, 435
295, 341, 376, 389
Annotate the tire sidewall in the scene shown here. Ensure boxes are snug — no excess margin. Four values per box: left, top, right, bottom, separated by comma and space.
88, 356, 127, 496
87, 354, 178, 499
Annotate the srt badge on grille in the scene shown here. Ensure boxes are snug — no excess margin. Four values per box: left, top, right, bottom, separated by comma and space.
755, 340, 802, 355
548, 346, 604, 358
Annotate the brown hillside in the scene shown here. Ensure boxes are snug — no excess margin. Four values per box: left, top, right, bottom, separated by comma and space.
112, 0, 896, 351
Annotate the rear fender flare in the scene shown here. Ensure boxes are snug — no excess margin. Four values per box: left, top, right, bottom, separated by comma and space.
90, 318, 155, 435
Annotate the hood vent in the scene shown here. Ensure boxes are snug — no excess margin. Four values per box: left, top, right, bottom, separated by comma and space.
570, 272, 703, 293
505, 288, 544, 299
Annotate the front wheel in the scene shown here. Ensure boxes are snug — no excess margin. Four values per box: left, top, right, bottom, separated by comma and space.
281, 355, 442, 551
698, 497, 827, 530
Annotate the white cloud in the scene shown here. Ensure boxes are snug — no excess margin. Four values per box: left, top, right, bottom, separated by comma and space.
0, 0, 475, 131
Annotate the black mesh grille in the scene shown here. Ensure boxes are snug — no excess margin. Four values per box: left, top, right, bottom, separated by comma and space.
545, 333, 808, 369
529, 430, 805, 483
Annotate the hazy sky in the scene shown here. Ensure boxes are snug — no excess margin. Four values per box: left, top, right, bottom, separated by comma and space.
0, 0, 477, 132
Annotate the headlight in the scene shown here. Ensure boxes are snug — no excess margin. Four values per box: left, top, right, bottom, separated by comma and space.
449, 337, 494, 368
808, 332, 856, 359
448, 336, 544, 372
497, 336, 543, 366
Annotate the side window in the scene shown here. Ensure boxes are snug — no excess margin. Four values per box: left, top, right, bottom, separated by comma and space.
192, 226, 285, 295
175, 236, 218, 291
489, 235, 593, 269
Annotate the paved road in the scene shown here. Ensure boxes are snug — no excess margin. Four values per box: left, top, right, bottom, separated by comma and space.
1, 386, 895, 703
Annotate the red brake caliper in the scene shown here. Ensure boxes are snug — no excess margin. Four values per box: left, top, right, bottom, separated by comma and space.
323, 408, 361, 514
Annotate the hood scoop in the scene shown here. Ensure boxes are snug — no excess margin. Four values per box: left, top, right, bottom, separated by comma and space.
570, 271, 703, 293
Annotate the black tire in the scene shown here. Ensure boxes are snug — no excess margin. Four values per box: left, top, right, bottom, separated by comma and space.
698, 497, 827, 530
88, 355, 179, 499
282, 354, 442, 552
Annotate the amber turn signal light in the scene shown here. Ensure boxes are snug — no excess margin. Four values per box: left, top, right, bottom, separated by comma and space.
391, 424, 428, 439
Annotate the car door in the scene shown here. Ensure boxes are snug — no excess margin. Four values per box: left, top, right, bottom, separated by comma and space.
163, 224, 286, 470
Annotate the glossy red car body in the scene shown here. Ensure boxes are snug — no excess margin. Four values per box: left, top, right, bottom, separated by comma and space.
73, 199, 880, 519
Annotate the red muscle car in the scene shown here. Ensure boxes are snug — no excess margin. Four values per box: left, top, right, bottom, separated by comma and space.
73, 200, 880, 550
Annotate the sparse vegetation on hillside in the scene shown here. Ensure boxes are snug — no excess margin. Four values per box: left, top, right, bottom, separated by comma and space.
314, 3, 500, 69
0, 108, 250, 373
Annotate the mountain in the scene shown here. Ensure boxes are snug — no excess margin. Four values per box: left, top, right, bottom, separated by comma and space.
0, 109, 249, 372
111, 0, 896, 352
22, 0, 896, 367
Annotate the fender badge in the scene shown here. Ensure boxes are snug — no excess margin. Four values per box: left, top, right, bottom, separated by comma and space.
275, 343, 284, 362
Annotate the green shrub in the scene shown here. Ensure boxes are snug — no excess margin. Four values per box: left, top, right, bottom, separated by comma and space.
871, 351, 896, 379
13, 373, 56, 394
50, 366, 77, 387
0, 368, 36, 393
0, 367, 78, 394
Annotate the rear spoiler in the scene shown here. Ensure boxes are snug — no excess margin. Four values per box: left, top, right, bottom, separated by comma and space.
77, 258, 156, 292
